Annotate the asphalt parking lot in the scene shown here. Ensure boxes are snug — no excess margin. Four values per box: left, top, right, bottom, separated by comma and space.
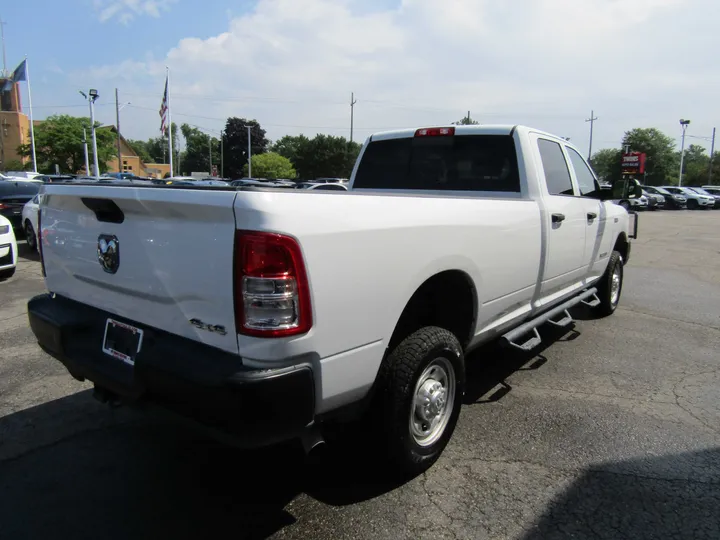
1, 211, 719, 540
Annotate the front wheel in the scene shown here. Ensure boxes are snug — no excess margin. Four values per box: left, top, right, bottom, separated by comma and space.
594, 251, 623, 316
374, 326, 465, 478
687, 199, 699, 210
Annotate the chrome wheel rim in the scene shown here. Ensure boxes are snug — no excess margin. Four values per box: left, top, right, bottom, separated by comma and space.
410, 357, 456, 447
610, 258, 623, 306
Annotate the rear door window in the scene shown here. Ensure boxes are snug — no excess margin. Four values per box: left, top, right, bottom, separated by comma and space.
353, 135, 520, 192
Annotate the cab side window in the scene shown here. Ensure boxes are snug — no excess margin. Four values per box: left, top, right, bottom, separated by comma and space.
566, 147, 600, 197
537, 138, 574, 196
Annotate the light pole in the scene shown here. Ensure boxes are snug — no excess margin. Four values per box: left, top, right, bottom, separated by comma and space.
80, 89, 101, 178
678, 119, 690, 187
82, 128, 90, 175
247, 125, 252, 178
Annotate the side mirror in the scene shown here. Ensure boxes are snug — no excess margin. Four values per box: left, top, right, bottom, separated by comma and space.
606, 177, 643, 200
625, 178, 642, 199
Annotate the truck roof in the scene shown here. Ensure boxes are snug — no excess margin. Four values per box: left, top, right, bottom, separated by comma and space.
367, 124, 565, 143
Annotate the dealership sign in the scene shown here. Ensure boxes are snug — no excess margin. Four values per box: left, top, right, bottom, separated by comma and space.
621, 152, 646, 175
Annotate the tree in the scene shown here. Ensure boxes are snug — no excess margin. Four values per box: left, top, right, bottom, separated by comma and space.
453, 113, 479, 125
242, 152, 296, 178
590, 148, 623, 183
621, 128, 677, 185
126, 139, 153, 163
223, 118, 269, 178
127, 123, 177, 165
679, 144, 709, 186
2, 159, 27, 172
18, 114, 116, 174
271, 134, 360, 180
179, 124, 220, 175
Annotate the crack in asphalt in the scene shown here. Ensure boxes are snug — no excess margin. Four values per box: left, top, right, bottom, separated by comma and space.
671, 368, 720, 436
618, 306, 720, 332
449, 456, 720, 486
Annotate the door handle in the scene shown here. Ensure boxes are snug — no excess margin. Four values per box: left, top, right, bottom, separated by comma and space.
551, 213, 565, 223
587, 212, 598, 220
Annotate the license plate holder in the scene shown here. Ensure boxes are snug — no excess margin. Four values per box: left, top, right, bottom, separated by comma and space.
102, 318, 144, 366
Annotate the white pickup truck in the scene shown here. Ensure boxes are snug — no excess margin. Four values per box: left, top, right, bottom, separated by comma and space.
27, 125, 640, 476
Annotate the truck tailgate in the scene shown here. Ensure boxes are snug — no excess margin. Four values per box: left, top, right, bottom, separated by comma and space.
40, 185, 239, 354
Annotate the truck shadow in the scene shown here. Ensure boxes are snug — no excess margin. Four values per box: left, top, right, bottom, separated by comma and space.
463, 321, 580, 405
0, 391, 403, 540
520, 446, 720, 540
16, 239, 40, 262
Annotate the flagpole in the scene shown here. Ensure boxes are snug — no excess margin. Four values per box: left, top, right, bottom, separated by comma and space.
166, 66, 174, 177
24, 56, 38, 173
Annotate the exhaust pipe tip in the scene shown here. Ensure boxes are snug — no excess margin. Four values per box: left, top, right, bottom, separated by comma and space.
300, 428, 326, 456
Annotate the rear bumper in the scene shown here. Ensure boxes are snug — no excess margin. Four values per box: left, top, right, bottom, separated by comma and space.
27, 293, 316, 448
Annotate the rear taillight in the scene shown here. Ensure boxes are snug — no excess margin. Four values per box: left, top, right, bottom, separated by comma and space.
38, 208, 46, 277
0, 203, 8, 210
234, 231, 312, 337
415, 127, 455, 137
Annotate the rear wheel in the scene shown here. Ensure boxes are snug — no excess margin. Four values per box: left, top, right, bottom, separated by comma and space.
594, 251, 623, 316
24, 221, 37, 251
372, 326, 465, 478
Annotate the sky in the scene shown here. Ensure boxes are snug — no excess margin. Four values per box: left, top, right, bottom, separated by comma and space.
2, 0, 718, 155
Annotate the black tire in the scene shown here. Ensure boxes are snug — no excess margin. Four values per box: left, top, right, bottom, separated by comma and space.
24, 221, 37, 251
373, 326, 465, 478
619, 200, 630, 210
0, 267, 16, 281
687, 199, 699, 210
595, 251, 623, 316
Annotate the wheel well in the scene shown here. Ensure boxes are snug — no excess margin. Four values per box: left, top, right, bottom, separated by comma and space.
387, 270, 476, 352
614, 233, 629, 262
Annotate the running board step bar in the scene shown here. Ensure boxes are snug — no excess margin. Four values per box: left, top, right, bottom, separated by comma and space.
501, 287, 598, 352
581, 293, 601, 308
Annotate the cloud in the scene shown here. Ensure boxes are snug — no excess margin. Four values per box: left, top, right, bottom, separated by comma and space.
80, 0, 718, 152
94, 0, 177, 24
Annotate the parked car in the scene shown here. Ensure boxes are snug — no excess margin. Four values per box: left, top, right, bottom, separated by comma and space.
0, 214, 18, 280
27, 124, 639, 477
0, 179, 42, 230
21, 193, 42, 251
4, 171, 41, 180
685, 187, 720, 208
295, 182, 348, 191
660, 186, 714, 209
643, 186, 686, 209
641, 189, 665, 210
33, 175, 77, 184
617, 194, 647, 211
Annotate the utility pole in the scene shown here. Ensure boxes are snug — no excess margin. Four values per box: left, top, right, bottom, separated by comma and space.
708, 127, 716, 185
208, 135, 212, 176
115, 88, 122, 173
350, 92, 357, 143
247, 125, 252, 178
220, 129, 224, 178
0, 18, 7, 75
678, 119, 690, 187
585, 110, 598, 160
82, 128, 90, 175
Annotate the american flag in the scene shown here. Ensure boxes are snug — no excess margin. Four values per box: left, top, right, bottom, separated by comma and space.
159, 76, 168, 135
